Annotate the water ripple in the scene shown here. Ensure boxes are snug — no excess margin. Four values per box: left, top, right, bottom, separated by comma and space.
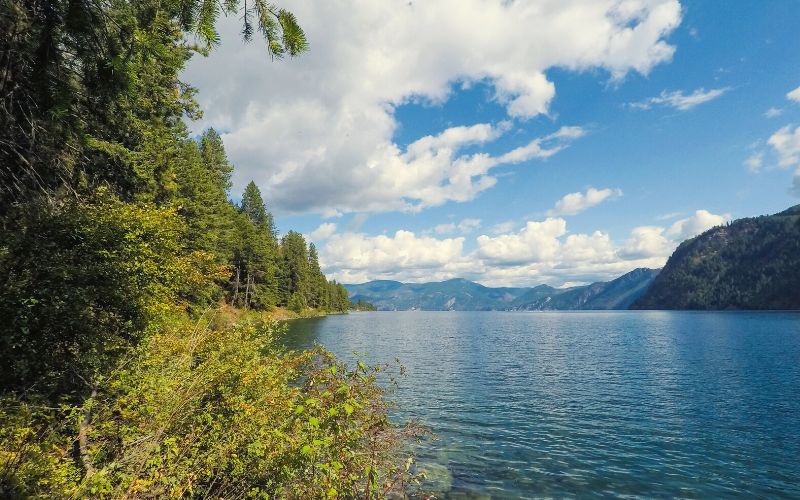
286, 311, 800, 498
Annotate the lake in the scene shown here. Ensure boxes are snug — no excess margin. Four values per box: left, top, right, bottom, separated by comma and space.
285, 311, 800, 498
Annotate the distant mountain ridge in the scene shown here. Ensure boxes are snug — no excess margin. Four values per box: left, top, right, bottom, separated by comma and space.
345, 278, 530, 311
345, 268, 659, 311
346, 204, 800, 312
513, 268, 660, 310
633, 204, 800, 310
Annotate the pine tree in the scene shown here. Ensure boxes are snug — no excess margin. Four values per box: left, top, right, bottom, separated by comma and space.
279, 231, 310, 306
200, 128, 233, 192
307, 242, 328, 309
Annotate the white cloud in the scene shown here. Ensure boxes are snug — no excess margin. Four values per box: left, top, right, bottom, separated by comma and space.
765, 107, 783, 118
476, 218, 567, 264
744, 152, 763, 172
748, 124, 800, 197
630, 87, 729, 111
788, 86, 800, 103
457, 218, 482, 234
767, 125, 800, 168
184, 0, 682, 215
320, 230, 467, 283
434, 218, 482, 235
561, 231, 617, 262
309, 222, 337, 242
433, 223, 456, 235
490, 220, 516, 235
767, 124, 800, 197
321, 208, 730, 286
547, 187, 622, 216
619, 226, 674, 259
665, 209, 730, 240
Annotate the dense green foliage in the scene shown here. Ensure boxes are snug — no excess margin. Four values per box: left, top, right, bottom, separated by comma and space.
0, 188, 224, 396
0, 316, 422, 497
0, 0, 416, 496
0, 0, 306, 213
633, 205, 800, 310
351, 300, 378, 311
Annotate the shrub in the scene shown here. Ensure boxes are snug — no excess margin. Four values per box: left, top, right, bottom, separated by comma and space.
0, 188, 225, 397
0, 316, 424, 498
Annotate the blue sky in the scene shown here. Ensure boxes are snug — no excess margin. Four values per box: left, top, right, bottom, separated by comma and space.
185, 0, 800, 286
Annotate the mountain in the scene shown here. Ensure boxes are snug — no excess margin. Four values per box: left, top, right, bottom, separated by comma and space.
345, 278, 530, 311
632, 204, 800, 310
344, 269, 659, 311
512, 268, 660, 310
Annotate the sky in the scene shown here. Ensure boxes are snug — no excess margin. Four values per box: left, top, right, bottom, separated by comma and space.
183, 0, 800, 287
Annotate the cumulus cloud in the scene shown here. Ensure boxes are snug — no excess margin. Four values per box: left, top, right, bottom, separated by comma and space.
665, 209, 730, 240
619, 226, 673, 259
630, 87, 729, 111
788, 86, 800, 103
767, 125, 800, 168
184, 0, 682, 215
745, 124, 800, 196
547, 187, 622, 216
767, 125, 800, 196
308, 222, 337, 242
320, 207, 730, 286
320, 230, 467, 283
476, 218, 567, 264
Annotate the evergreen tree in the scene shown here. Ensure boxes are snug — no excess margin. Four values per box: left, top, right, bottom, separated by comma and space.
0, 0, 307, 214
199, 128, 234, 192
307, 242, 328, 309
241, 181, 269, 229
231, 182, 279, 309
279, 231, 310, 306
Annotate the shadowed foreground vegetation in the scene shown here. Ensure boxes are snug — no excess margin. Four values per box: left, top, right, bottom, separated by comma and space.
0, 316, 423, 497
0, 0, 421, 496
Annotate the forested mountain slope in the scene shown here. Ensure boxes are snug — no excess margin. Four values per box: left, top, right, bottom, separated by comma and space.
346, 278, 530, 310
345, 269, 659, 311
632, 205, 800, 310
513, 268, 660, 310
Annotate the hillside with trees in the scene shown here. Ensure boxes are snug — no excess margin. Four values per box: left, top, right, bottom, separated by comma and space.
513, 268, 660, 310
345, 269, 659, 311
633, 205, 800, 310
0, 0, 416, 496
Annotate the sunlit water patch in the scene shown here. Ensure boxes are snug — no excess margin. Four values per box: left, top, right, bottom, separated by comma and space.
285, 311, 800, 498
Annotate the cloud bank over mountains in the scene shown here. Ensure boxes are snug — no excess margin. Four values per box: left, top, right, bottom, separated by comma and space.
185, 0, 682, 215
182, 0, 749, 286
319, 208, 730, 287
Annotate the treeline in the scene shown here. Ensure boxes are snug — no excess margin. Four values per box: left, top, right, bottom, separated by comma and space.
633, 205, 800, 310
0, 0, 416, 496
170, 128, 349, 314
351, 300, 378, 311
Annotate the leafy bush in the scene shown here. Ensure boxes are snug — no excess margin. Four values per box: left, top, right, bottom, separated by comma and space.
0, 188, 225, 397
0, 317, 423, 498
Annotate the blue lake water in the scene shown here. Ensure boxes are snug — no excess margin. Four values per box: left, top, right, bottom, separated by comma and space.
285, 311, 800, 498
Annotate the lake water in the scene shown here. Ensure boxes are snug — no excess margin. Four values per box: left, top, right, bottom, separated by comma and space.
285, 311, 800, 498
